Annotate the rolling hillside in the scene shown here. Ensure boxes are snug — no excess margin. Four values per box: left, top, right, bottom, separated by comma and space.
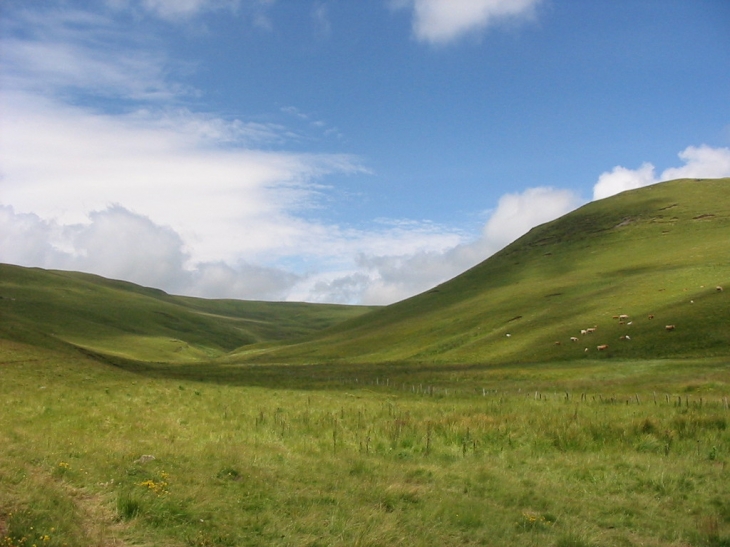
0, 265, 377, 362
233, 178, 730, 365
2, 178, 728, 368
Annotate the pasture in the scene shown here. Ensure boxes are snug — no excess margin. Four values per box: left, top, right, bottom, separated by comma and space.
2, 340, 729, 547
2, 179, 730, 545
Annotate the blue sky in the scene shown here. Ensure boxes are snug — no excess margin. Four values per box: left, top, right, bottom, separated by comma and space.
2, 0, 729, 304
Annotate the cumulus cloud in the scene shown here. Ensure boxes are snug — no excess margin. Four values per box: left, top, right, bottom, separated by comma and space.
186, 261, 301, 301
483, 187, 582, 249
395, 0, 542, 44
0, 204, 303, 299
307, 186, 582, 305
592, 162, 657, 201
592, 145, 730, 200
661, 145, 730, 181
0, 207, 64, 269
1, 205, 187, 289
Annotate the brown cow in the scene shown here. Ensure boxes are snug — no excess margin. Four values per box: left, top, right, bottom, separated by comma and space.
597, 344, 609, 351
665, 325, 675, 331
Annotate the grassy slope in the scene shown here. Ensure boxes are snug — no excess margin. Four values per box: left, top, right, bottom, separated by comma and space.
0, 265, 377, 362
236, 178, 730, 365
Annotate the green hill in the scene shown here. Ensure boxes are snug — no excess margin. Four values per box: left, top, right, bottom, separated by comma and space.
0, 265, 377, 362
2, 178, 729, 367
234, 178, 730, 365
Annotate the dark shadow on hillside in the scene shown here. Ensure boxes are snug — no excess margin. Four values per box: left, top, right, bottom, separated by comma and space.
78, 345, 554, 392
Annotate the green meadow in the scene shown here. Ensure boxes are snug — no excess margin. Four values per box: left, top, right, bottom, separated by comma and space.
1, 179, 730, 546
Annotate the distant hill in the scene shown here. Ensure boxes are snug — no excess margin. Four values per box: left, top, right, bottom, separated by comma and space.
235, 178, 730, 365
0, 264, 377, 362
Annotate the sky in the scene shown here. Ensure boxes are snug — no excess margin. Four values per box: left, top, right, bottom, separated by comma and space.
1, 0, 729, 305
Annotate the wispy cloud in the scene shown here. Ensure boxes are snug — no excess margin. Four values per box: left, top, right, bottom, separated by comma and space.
0, 90, 366, 263
2, 8, 180, 102
394, 0, 542, 45
312, 2, 332, 39
114, 0, 242, 20
593, 145, 730, 200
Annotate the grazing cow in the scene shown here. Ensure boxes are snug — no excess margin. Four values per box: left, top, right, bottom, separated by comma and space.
580, 329, 587, 335
555, 341, 561, 345
619, 335, 631, 341
586, 327, 597, 334
648, 314, 655, 319
717, 286, 724, 292
570, 337, 579, 342
665, 325, 675, 331
597, 344, 609, 351
619, 314, 629, 320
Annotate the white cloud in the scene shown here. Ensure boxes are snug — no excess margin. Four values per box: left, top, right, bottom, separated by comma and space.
0, 5, 473, 305
0, 3, 580, 306
592, 162, 657, 201
661, 145, 730, 181
483, 186, 582, 248
592, 145, 730, 200
396, 0, 542, 45
2, 9, 179, 102
0, 204, 301, 300
305, 186, 582, 305
0, 91, 366, 266
66, 206, 190, 290
1, 205, 186, 289
0, 207, 63, 269
0, 88, 582, 305
186, 261, 301, 301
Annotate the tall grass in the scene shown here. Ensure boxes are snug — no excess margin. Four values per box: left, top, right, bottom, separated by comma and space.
2, 340, 729, 546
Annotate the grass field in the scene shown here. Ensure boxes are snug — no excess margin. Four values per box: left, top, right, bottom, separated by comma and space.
1, 340, 729, 547
1, 178, 730, 546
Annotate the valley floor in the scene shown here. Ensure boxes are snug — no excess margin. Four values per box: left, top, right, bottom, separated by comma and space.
1, 340, 729, 546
